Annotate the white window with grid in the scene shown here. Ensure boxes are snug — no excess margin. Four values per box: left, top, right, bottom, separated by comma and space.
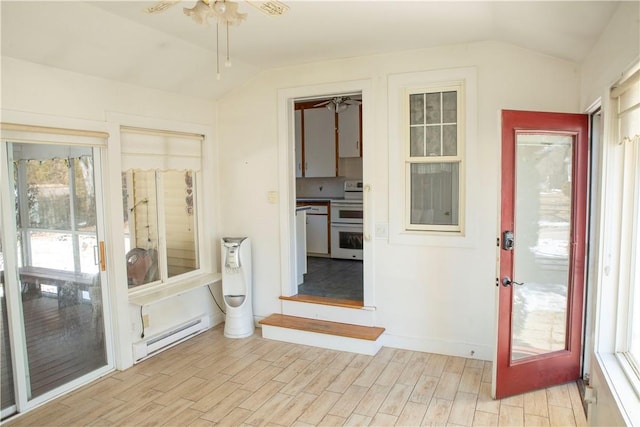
405, 85, 464, 233
388, 67, 477, 247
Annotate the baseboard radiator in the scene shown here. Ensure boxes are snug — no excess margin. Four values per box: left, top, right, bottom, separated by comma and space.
133, 315, 211, 362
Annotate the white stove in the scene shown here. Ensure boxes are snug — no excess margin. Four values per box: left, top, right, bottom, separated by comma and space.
344, 179, 363, 200
330, 180, 363, 260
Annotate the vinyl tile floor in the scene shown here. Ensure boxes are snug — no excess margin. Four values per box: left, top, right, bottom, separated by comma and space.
3, 324, 588, 426
297, 257, 363, 301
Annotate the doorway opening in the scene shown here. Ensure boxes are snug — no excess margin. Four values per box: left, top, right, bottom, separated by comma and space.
294, 94, 363, 303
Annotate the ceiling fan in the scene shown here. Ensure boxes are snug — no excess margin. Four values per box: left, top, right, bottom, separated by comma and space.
145, 0, 289, 20
145, 0, 288, 79
313, 96, 362, 113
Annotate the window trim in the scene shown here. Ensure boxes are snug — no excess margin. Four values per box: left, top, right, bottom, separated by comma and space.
105, 113, 215, 298
123, 167, 202, 294
592, 60, 640, 426
613, 116, 640, 398
611, 64, 640, 391
388, 67, 477, 248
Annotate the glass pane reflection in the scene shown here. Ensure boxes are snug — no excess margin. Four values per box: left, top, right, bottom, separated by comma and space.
9, 142, 107, 399
511, 134, 572, 360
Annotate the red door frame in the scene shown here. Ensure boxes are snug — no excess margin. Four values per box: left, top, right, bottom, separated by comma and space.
496, 110, 589, 399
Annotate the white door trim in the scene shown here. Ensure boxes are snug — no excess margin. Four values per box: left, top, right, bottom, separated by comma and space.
276, 79, 375, 307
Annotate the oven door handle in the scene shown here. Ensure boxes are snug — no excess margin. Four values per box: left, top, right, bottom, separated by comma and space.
363, 184, 371, 241
331, 222, 362, 228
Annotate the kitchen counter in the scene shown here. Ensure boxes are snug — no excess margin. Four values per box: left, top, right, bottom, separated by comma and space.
297, 198, 364, 204
296, 197, 340, 202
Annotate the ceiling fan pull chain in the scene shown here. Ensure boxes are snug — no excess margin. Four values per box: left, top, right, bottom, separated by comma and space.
216, 22, 221, 80
226, 21, 231, 67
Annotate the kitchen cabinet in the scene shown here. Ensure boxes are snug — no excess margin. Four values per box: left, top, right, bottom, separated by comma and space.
294, 109, 303, 178
302, 107, 336, 178
304, 203, 329, 255
338, 105, 362, 158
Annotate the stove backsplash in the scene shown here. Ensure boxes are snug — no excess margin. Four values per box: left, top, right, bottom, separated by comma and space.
296, 177, 346, 198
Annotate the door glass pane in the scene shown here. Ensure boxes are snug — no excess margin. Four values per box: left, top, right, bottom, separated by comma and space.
1, 229, 16, 412
511, 134, 573, 361
10, 142, 107, 399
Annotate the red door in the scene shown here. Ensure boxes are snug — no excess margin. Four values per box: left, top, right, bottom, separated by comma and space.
496, 110, 589, 398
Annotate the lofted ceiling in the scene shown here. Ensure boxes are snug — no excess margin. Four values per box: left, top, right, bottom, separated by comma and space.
1, 1, 620, 101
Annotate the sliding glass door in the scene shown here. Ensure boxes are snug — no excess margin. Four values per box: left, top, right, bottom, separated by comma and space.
1, 141, 109, 416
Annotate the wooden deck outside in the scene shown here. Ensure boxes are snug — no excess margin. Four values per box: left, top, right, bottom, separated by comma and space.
1, 281, 107, 408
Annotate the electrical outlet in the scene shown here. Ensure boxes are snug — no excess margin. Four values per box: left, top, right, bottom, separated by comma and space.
142, 314, 150, 328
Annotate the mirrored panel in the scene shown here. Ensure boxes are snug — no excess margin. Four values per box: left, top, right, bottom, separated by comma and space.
123, 170, 198, 288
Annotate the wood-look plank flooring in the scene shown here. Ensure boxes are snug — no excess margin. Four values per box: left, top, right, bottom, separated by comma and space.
3, 324, 588, 426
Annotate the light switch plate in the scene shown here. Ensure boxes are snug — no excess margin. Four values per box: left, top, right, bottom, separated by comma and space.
375, 223, 388, 238
267, 191, 278, 204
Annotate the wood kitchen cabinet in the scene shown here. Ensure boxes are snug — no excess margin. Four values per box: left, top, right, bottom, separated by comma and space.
295, 109, 303, 178
338, 105, 362, 158
303, 107, 336, 178
303, 203, 330, 256
295, 100, 362, 177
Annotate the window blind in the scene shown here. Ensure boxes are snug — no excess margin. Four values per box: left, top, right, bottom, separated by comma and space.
120, 126, 203, 171
1, 123, 109, 146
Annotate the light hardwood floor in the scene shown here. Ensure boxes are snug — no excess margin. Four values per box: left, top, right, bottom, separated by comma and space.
3, 324, 588, 426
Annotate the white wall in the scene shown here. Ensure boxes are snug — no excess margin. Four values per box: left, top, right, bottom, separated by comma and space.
580, 1, 640, 112
1, 57, 221, 369
217, 40, 581, 360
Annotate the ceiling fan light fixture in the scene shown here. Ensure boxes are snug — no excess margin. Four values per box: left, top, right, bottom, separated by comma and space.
213, 0, 227, 14
326, 99, 349, 113
150, 0, 254, 81
336, 103, 348, 113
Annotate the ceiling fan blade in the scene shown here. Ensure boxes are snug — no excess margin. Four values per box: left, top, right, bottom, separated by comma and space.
245, 0, 289, 16
145, 1, 182, 14
313, 100, 331, 107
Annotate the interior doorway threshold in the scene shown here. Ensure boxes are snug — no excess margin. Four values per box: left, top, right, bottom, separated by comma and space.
279, 294, 363, 309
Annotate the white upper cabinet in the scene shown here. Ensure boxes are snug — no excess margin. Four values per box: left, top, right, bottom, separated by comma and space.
303, 107, 336, 177
338, 105, 361, 158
